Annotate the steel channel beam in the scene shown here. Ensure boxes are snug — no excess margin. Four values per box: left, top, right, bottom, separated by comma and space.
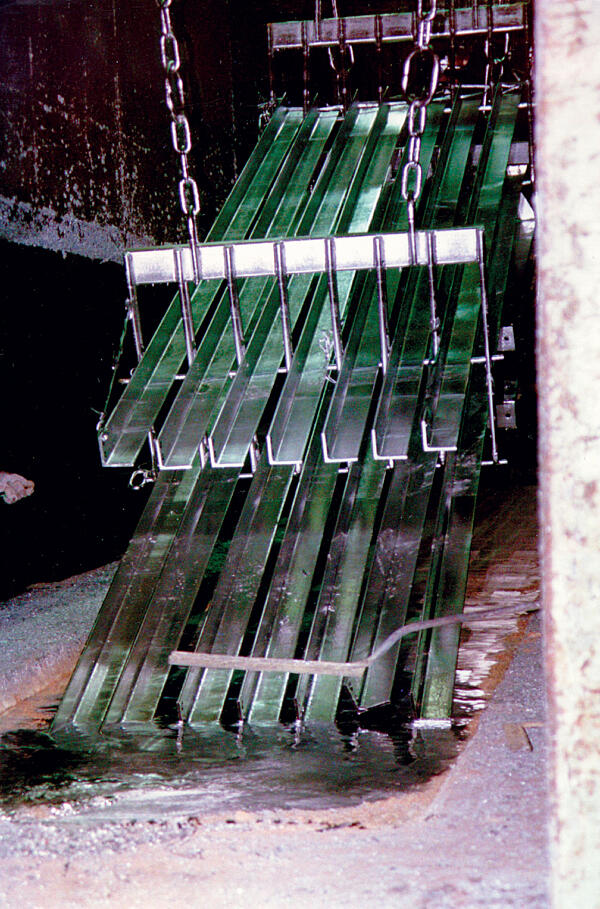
268, 4, 527, 50
100, 108, 304, 468
181, 456, 295, 726
51, 465, 202, 730
264, 105, 413, 467
240, 404, 339, 725
297, 451, 387, 723
323, 97, 473, 463
415, 181, 524, 718
158, 109, 340, 469
209, 103, 404, 468
371, 96, 483, 461
347, 454, 438, 711
105, 466, 240, 727
426, 92, 520, 451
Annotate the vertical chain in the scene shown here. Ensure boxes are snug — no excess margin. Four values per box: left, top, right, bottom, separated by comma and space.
400, 0, 440, 262
156, 0, 201, 282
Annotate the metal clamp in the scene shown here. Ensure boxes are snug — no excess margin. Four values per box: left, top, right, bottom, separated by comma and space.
274, 241, 294, 371
324, 237, 344, 371
129, 468, 157, 490
223, 245, 246, 367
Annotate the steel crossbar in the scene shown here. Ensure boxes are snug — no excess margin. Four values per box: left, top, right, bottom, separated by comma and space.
268, 4, 527, 50
126, 228, 481, 286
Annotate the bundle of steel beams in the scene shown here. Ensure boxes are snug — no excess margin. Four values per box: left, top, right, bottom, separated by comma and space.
53, 89, 531, 737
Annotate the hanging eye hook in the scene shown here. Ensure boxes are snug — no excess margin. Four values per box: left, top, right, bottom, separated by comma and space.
129, 468, 156, 491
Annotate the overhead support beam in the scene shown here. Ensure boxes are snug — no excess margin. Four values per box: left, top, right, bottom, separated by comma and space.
268, 4, 527, 50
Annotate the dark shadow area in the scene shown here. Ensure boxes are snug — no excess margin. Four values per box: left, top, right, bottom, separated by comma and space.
0, 240, 149, 599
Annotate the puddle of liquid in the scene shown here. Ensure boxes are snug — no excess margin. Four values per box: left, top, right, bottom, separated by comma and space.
0, 697, 466, 822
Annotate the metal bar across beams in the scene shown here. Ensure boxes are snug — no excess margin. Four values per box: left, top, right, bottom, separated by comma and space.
268, 4, 527, 50
126, 228, 481, 286
100, 109, 305, 469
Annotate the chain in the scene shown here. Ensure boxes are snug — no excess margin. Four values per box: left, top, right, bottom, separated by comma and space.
156, 0, 201, 282
401, 0, 440, 262
314, 0, 354, 109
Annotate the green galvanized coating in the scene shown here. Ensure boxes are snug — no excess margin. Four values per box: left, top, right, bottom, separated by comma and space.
52, 464, 202, 730
182, 456, 295, 725
100, 109, 304, 468
299, 452, 388, 722
241, 409, 339, 725
159, 108, 340, 468
417, 176, 523, 719
371, 97, 481, 461
266, 103, 409, 466
352, 454, 437, 710
208, 104, 389, 468
112, 466, 240, 726
427, 91, 520, 451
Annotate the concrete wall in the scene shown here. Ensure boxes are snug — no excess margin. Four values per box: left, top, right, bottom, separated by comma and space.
0, 0, 414, 261
0, 0, 239, 260
536, 1, 600, 904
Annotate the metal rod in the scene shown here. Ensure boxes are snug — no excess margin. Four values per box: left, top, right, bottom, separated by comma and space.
249, 436, 260, 473
375, 13, 383, 103
426, 231, 440, 357
407, 199, 417, 266
125, 257, 145, 361
476, 228, 498, 463
325, 236, 344, 371
483, 0, 494, 107
274, 241, 294, 371
174, 248, 196, 367
373, 235, 390, 374
187, 217, 201, 285
338, 15, 348, 112
224, 245, 246, 366
302, 20, 310, 114
267, 24, 275, 105
169, 603, 539, 676
448, 0, 456, 95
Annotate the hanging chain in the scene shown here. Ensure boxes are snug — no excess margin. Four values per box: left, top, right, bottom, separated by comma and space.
401, 0, 440, 262
315, 0, 354, 109
156, 0, 201, 282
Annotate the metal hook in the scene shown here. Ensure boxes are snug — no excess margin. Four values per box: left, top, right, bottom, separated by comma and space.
129, 468, 157, 491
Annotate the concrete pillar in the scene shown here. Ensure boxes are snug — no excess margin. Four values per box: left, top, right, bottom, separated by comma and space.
536, 1, 600, 904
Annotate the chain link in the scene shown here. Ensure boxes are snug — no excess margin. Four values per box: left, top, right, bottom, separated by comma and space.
401, 0, 440, 261
156, 0, 201, 281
